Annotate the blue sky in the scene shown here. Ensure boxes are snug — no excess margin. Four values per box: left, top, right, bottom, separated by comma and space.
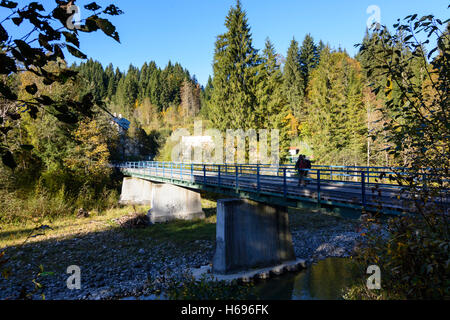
6, 0, 450, 86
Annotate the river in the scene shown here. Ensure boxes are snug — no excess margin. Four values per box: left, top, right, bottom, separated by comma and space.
246, 257, 361, 300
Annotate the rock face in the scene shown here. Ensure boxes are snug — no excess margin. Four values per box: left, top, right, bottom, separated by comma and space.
147, 183, 205, 224
212, 199, 295, 275
119, 177, 153, 205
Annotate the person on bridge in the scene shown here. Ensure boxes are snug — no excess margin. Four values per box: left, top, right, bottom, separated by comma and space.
295, 155, 311, 186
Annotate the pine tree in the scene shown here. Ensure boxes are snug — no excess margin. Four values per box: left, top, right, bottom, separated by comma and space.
209, 0, 260, 131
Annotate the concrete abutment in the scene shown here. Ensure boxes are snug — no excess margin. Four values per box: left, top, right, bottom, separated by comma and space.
119, 177, 205, 223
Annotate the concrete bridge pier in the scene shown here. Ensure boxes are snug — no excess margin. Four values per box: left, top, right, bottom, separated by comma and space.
119, 177, 153, 205
212, 199, 296, 275
148, 183, 205, 223
119, 177, 205, 223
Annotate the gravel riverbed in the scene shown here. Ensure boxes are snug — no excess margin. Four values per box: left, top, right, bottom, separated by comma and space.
0, 210, 363, 300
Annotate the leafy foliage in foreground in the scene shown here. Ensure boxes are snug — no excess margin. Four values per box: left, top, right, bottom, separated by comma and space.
346, 12, 449, 300
0, 0, 122, 169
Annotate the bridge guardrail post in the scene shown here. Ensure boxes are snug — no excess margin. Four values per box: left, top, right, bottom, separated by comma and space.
317, 170, 321, 207
235, 165, 239, 192
203, 165, 206, 185
361, 171, 366, 210
191, 164, 194, 183
171, 162, 173, 180
180, 163, 183, 180
257, 164, 260, 193
283, 168, 287, 198
218, 165, 221, 187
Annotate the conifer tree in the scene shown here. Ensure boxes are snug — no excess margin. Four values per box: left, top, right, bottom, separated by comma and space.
306, 48, 366, 165
209, 0, 260, 131
255, 38, 290, 161
282, 38, 305, 120
299, 34, 319, 93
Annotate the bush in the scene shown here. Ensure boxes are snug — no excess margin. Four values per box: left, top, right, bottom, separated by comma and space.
346, 212, 449, 300
0, 188, 72, 224
0, 182, 120, 224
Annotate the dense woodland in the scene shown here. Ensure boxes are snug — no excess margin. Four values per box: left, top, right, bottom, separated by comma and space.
64, 2, 444, 168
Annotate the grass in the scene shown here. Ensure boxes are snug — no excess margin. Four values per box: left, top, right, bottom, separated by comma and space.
0, 199, 218, 294
0, 198, 218, 250
0, 194, 360, 251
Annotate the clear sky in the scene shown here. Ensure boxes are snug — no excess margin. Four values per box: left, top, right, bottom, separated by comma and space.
7, 0, 450, 86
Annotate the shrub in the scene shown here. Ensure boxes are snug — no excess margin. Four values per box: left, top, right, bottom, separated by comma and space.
347, 212, 449, 300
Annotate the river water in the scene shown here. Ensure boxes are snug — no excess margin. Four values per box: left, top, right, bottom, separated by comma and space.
246, 258, 361, 300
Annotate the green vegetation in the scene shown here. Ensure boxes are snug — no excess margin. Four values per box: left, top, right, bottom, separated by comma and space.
344, 13, 449, 300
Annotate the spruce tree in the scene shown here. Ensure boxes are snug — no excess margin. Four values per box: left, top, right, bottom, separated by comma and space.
282, 38, 305, 120
255, 38, 290, 161
209, 0, 260, 131
299, 34, 319, 94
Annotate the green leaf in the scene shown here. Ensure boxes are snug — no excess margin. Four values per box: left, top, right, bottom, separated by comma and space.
84, 2, 101, 11
11, 16, 23, 26
0, 53, 17, 74
95, 18, 120, 43
35, 95, 54, 106
63, 31, 80, 48
0, 24, 7, 42
66, 45, 87, 59
103, 5, 123, 16
0, 0, 17, 9
0, 80, 18, 100
1, 150, 16, 170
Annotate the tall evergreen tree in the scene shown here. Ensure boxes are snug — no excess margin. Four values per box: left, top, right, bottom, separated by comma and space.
209, 0, 260, 131
282, 38, 305, 120
255, 38, 290, 161
299, 34, 319, 94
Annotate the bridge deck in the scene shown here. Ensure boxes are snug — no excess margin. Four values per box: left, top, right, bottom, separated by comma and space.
119, 162, 449, 215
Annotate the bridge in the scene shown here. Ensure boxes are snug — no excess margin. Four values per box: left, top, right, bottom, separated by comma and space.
117, 161, 449, 216
116, 161, 448, 275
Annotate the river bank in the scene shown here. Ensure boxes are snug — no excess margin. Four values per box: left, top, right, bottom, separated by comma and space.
0, 203, 362, 300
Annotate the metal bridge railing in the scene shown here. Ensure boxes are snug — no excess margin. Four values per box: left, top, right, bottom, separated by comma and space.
116, 161, 449, 212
